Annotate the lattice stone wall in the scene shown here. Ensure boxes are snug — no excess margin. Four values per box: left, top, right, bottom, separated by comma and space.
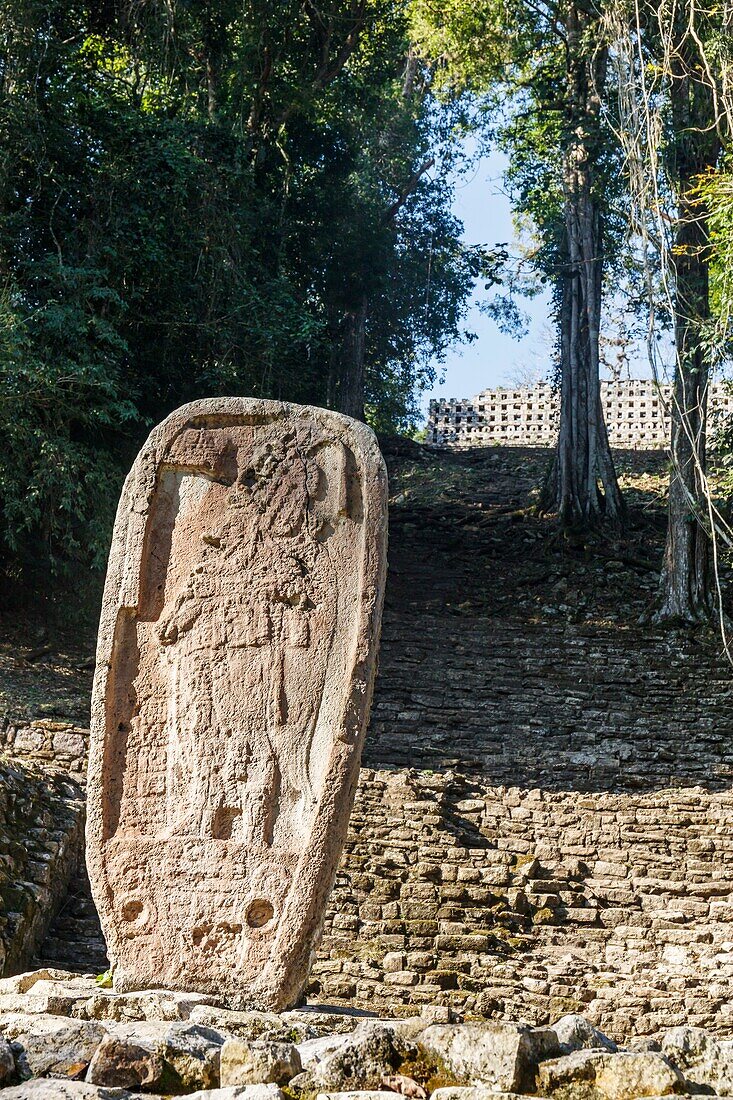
427, 379, 733, 448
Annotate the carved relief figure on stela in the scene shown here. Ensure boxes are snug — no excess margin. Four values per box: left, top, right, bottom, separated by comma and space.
87, 401, 387, 1010
155, 430, 336, 848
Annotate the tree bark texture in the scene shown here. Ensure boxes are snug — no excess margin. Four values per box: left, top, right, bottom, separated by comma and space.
658, 227, 713, 621
543, 4, 624, 529
327, 295, 368, 421
322, 103, 431, 423
656, 23, 720, 622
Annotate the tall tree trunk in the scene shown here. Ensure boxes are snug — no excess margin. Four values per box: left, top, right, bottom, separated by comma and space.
322, 51, 429, 426
657, 208, 713, 621
201, 2, 226, 121
656, 37, 720, 622
542, 5, 624, 529
327, 295, 368, 420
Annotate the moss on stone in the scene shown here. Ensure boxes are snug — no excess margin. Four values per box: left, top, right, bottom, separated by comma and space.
398, 1048, 462, 1094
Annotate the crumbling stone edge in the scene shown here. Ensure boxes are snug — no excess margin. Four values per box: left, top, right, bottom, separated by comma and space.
0, 969, 731, 1098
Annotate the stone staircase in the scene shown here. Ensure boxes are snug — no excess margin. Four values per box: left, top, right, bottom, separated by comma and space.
34, 867, 107, 976
13, 443, 733, 1038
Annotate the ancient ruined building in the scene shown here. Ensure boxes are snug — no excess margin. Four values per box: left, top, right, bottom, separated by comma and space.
9, 438, 733, 1037
86, 399, 387, 1010
428, 379, 733, 448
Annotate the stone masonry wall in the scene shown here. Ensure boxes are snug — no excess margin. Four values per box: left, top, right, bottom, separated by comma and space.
0, 756, 84, 975
427, 379, 733, 448
0, 716, 88, 975
0, 718, 89, 776
309, 447, 733, 1040
314, 620, 733, 1038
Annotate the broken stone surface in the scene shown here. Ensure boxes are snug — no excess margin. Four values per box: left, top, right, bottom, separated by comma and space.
661, 1028, 733, 1094
87, 399, 388, 1010
298, 1034, 358, 1072
80, 990, 222, 1024
149, 1022, 224, 1091
0, 969, 73, 995
219, 1038, 301, 1086
188, 1089, 286, 1100
189, 1005, 319, 1044
85, 1021, 224, 1092
550, 1015, 617, 1055
419, 1022, 556, 1093
303, 1023, 411, 1092
0, 1011, 106, 1080
0, 971, 220, 1022
283, 1009, 370, 1036
187, 1006, 362, 1044
0, 1084, 147, 1099
536, 1049, 682, 1100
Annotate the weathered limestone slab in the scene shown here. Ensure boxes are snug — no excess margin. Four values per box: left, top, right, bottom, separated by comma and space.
87, 399, 387, 1011
0, 970, 219, 1022
536, 1050, 682, 1100
0, 1085, 146, 1099
219, 1038, 301, 1086
0, 1011, 106, 1079
419, 1022, 557, 1093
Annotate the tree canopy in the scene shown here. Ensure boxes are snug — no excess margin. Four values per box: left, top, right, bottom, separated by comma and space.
5, 0, 733, 627
0, 0, 479, 568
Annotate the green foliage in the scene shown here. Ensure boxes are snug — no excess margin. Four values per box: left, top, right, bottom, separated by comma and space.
0, 270, 136, 567
694, 164, 733, 355
0, 0, 476, 569
408, 0, 512, 94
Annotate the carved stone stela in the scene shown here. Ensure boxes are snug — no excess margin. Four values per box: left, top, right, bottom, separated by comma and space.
86, 399, 387, 1010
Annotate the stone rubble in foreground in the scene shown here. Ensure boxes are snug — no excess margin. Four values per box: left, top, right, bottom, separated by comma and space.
2, 971, 733, 1099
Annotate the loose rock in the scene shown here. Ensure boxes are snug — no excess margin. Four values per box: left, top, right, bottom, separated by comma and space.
297, 1034, 349, 1072
662, 1028, 733, 1094
550, 1015, 617, 1055
536, 1049, 682, 1100
0, 1012, 106, 1080
306, 1024, 411, 1092
160, 1022, 225, 1090
85, 1032, 165, 1091
219, 1039, 301, 1087
86, 1021, 223, 1092
419, 1022, 556, 1092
